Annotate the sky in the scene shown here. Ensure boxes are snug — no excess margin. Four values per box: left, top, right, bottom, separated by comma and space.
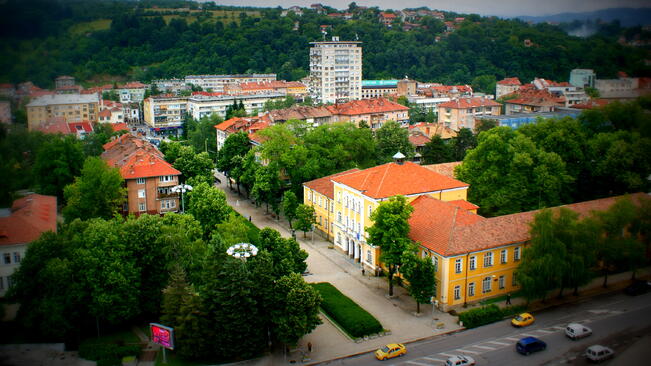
204, 0, 651, 17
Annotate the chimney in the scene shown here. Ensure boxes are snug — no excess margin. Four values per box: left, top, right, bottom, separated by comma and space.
392, 152, 406, 165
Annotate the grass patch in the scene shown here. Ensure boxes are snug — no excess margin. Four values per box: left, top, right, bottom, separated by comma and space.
69, 19, 112, 35
311, 282, 383, 338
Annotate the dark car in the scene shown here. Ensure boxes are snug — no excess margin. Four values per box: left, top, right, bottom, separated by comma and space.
624, 280, 651, 296
516, 337, 547, 355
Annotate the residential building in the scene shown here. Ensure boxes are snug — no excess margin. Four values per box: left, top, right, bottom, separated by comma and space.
437, 97, 501, 131
327, 97, 410, 128
142, 95, 187, 136
408, 122, 458, 140
311, 3, 326, 14
26, 93, 99, 130
101, 134, 181, 215
99, 100, 125, 124
224, 81, 308, 98
408, 131, 430, 163
187, 92, 285, 120
303, 169, 360, 241
33, 117, 94, 139
309, 37, 363, 104
214, 115, 272, 151
502, 89, 565, 115
407, 96, 452, 115
396, 78, 418, 97
379, 12, 398, 27
569, 69, 596, 88
124, 103, 142, 123
0, 83, 16, 99
423, 161, 462, 179
424, 85, 473, 99
281, 6, 304, 16
267, 105, 334, 126
0, 101, 11, 124
361, 80, 397, 99
0, 194, 57, 297
595, 77, 639, 100
55, 85, 82, 95
495, 77, 522, 99
118, 82, 147, 103
531, 78, 589, 107
55, 75, 75, 89
151, 79, 189, 94
324, 159, 471, 271
185, 74, 277, 93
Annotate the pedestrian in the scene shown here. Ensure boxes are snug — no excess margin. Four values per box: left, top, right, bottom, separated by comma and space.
249, 215, 252, 222
361, 268, 365, 277
506, 293, 512, 305
307, 342, 312, 353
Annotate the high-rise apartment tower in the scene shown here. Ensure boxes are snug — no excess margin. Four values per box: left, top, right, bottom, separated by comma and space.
309, 37, 362, 104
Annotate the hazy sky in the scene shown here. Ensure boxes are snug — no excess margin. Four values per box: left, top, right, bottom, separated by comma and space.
205, 0, 651, 17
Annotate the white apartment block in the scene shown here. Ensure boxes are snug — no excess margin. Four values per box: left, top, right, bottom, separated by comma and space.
309, 37, 362, 104
187, 92, 285, 120
185, 74, 277, 93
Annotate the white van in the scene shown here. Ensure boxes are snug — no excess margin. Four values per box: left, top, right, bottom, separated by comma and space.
565, 323, 592, 340
585, 345, 614, 362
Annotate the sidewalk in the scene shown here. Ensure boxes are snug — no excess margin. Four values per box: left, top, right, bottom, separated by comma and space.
215, 174, 461, 365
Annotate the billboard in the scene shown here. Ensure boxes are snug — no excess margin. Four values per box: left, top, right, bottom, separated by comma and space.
150, 323, 174, 350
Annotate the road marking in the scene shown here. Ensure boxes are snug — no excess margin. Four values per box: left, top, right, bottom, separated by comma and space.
487, 341, 510, 346
553, 326, 566, 330
504, 337, 520, 341
611, 310, 624, 315
520, 333, 537, 337
456, 348, 480, 355
534, 329, 554, 334
404, 361, 432, 366
422, 357, 445, 362
472, 345, 496, 350
439, 353, 456, 357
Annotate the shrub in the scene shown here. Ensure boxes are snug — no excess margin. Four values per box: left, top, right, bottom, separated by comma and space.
79, 343, 141, 366
311, 282, 383, 338
458, 304, 529, 329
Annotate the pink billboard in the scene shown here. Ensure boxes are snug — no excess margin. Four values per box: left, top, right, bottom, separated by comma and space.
150, 323, 174, 350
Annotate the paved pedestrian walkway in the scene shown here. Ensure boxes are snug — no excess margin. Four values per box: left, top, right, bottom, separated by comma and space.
215, 174, 461, 365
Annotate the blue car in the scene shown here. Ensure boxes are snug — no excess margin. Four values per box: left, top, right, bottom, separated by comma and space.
516, 337, 547, 355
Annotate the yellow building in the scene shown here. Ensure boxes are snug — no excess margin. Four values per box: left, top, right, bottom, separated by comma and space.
26, 94, 99, 130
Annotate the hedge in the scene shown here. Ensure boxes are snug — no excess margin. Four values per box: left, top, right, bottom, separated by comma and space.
458, 304, 527, 329
78, 343, 142, 366
311, 282, 383, 338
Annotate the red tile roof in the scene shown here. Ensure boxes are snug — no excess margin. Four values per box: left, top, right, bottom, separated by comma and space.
497, 77, 522, 86
101, 134, 180, 180
327, 97, 409, 116
423, 162, 462, 179
429, 85, 473, 94
331, 161, 469, 199
98, 109, 112, 118
438, 97, 501, 109
570, 99, 610, 110
410, 193, 649, 257
35, 118, 93, 136
449, 199, 479, 211
408, 133, 431, 147
303, 169, 360, 199
111, 122, 129, 132
380, 12, 397, 19
0, 194, 57, 246
120, 82, 146, 89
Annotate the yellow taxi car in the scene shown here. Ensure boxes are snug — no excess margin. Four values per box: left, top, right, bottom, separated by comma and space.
375, 343, 407, 360
511, 312, 535, 327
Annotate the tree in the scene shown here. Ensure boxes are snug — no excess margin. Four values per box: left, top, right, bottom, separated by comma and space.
63, 157, 126, 222
270, 273, 322, 346
187, 182, 231, 238
471, 74, 496, 95
375, 121, 414, 163
216, 212, 259, 246
251, 164, 281, 213
367, 195, 414, 297
33, 134, 85, 198
257, 228, 308, 276
161, 265, 193, 329
450, 128, 477, 161
282, 191, 299, 229
216, 131, 251, 192
173, 145, 214, 183
188, 115, 220, 158
421, 135, 452, 164
401, 251, 436, 314
237, 149, 260, 198
294, 204, 316, 238
475, 119, 498, 134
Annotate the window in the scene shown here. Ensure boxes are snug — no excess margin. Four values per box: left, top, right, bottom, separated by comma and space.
499, 275, 505, 289
455, 258, 462, 273
159, 175, 173, 182
482, 277, 492, 293
13, 252, 20, 263
513, 273, 518, 286
468, 282, 475, 297
139, 202, 146, 211
367, 250, 373, 264
137, 178, 145, 184
469, 256, 476, 270
368, 205, 372, 217
3, 253, 10, 264
514, 247, 521, 261
454, 285, 461, 300
432, 256, 439, 272
0, 277, 3, 290
138, 189, 145, 198
501, 249, 508, 264
484, 252, 494, 267
337, 212, 342, 223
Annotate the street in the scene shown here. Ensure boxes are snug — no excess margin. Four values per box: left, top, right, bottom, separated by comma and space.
324, 291, 651, 366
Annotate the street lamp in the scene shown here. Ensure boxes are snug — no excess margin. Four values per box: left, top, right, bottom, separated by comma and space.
226, 243, 259, 261
171, 183, 193, 213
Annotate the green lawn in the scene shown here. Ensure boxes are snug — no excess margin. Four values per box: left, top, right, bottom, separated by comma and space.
69, 19, 112, 35
311, 282, 383, 339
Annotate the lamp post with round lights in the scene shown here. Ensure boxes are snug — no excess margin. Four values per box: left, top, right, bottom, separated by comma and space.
226, 242, 259, 261
171, 183, 193, 213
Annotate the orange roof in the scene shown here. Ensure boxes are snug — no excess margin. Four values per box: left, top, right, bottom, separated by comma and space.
327, 97, 409, 116
98, 109, 112, 118
423, 162, 462, 179
101, 134, 180, 179
0, 194, 57, 246
497, 77, 521, 86
449, 199, 479, 211
303, 169, 360, 199
238, 81, 305, 91
408, 133, 430, 147
331, 161, 468, 199
438, 97, 500, 109
380, 12, 397, 18
571, 99, 610, 109
111, 122, 129, 132
410, 192, 649, 257
120, 82, 146, 89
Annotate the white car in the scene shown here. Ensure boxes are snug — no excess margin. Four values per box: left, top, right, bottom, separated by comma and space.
585, 345, 614, 362
445, 355, 476, 366
565, 323, 593, 340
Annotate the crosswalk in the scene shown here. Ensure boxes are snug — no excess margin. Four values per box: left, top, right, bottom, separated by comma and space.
391, 308, 624, 366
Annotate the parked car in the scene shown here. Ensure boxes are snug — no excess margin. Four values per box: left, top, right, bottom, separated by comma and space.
624, 280, 651, 296
585, 345, 614, 362
511, 312, 535, 327
375, 343, 406, 361
565, 323, 593, 340
516, 337, 547, 355
445, 355, 476, 366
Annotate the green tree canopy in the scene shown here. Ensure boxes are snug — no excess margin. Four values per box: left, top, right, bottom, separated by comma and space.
33, 134, 85, 198
375, 121, 414, 163
188, 182, 231, 238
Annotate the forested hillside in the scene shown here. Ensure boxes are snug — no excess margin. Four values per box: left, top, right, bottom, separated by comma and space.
1, 0, 649, 88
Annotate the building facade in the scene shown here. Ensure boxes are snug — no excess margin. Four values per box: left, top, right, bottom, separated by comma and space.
309, 37, 363, 104
569, 69, 596, 88
26, 94, 99, 130
143, 96, 188, 136
361, 80, 398, 99
185, 74, 277, 93
118, 82, 147, 103
437, 97, 501, 131
187, 92, 285, 120
495, 77, 522, 99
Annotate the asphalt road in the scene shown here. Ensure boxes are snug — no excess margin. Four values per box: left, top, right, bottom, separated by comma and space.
324, 291, 651, 366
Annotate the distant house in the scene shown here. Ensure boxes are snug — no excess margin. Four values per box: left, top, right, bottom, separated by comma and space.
379, 12, 397, 27
0, 194, 57, 297
118, 82, 147, 103
33, 117, 94, 139
0, 101, 11, 124
502, 89, 564, 115
214, 115, 272, 151
281, 6, 304, 17
327, 97, 410, 128
495, 77, 521, 99
408, 131, 431, 163
438, 97, 501, 131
